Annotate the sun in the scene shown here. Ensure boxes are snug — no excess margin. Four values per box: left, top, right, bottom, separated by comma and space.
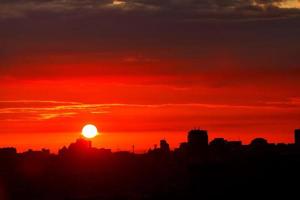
82, 124, 98, 139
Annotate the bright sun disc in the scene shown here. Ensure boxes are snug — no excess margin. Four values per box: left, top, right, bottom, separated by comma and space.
82, 124, 98, 139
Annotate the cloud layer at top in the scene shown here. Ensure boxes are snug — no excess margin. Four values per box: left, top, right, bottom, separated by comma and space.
0, 0, 299, 19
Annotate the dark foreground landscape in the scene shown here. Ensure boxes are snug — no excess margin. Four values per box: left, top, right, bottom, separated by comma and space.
1, 129, 300, 200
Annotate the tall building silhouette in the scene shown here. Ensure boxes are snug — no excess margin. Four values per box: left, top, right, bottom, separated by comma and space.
187, 129, 208, 158
188, 129, 208, 147
160, 139, 170, 154
295, 129, 300, 145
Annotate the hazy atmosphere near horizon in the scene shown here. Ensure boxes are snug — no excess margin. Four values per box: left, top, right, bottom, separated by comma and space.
1, 0, 300, 152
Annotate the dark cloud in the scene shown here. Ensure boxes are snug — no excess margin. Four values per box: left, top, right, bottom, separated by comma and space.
0, 0, 299, 20
0, 0, 299, 83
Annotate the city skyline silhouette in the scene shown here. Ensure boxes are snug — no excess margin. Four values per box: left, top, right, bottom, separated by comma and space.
1, 128, 300, 154
1, 128, 300, 199
2, 127, 300, 154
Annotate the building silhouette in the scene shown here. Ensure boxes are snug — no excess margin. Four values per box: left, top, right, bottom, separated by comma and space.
250, 138, 268, 147
160, 139, 170, 154
69, 138, 92, 151
210, 138, 227, 147
187, 129, 208, 147
295, 129, 300, 145
187, 129, 209, 160
0, 147, 16, 157
209, 138, 228, 161
58, 138, 93, 157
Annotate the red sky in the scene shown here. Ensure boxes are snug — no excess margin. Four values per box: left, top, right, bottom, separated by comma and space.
1, 0, 300, 152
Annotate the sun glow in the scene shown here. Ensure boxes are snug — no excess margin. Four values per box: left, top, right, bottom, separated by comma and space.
82, 124, 98, 139
277, 0, 300, 8
112, 0, 125, 6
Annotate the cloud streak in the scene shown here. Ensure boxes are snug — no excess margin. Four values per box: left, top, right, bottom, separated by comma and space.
1, 99, 300, 121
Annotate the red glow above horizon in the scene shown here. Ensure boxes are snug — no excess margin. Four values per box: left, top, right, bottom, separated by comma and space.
1, 54, 300, 152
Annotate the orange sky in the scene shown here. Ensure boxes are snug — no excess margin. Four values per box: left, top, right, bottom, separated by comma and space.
1, 0, 300, 152
1, 57, 300, 152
